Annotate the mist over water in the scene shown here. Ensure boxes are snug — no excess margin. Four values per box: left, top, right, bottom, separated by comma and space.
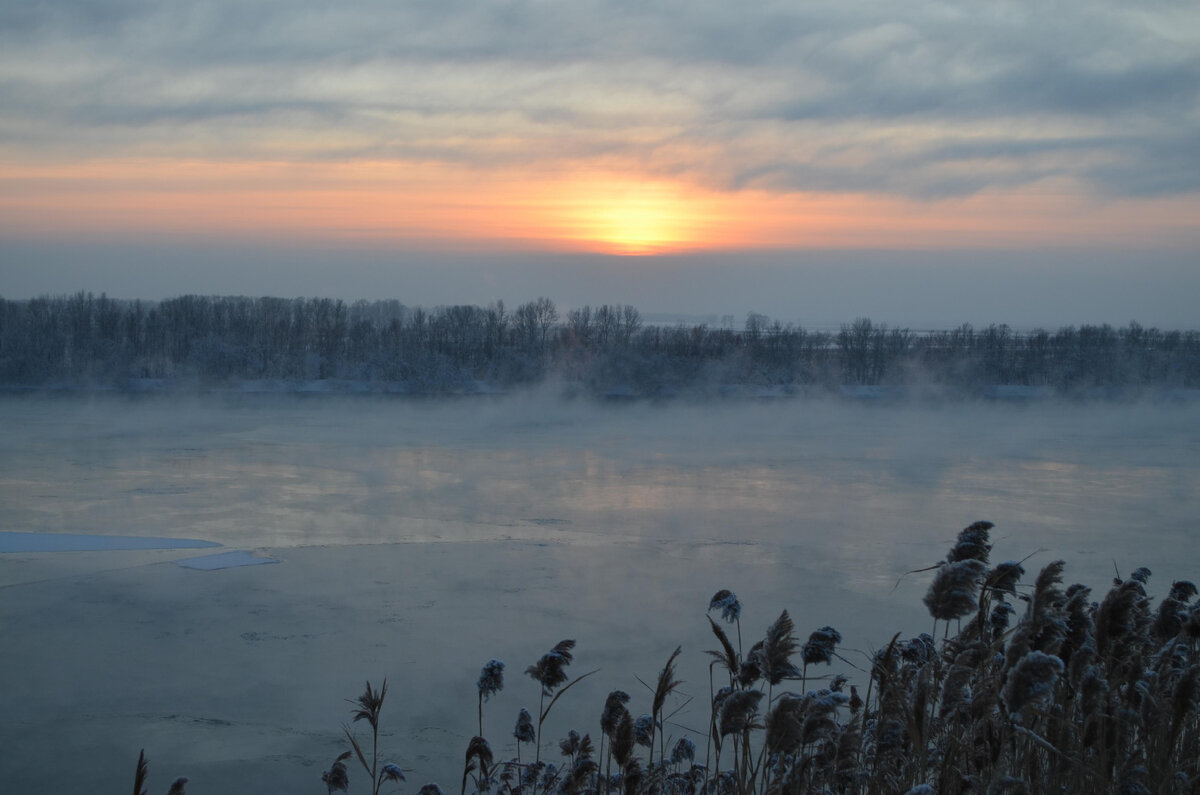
5, 394, 1196, 570
2, 393, 1198, 791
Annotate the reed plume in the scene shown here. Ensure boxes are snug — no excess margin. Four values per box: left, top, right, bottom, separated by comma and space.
718, 689, 763, 737
924, 558, 987, 623
514, 708, 536, 744
461, 736, 493, 795
762, 611, 799, 687
276, 521, 1200, 795
343, 679, 404, 795
947, 520, 994, 564
1004, 650, 1064, 717
649, 646, 683, 766
526, 640, 576, 696
708, 590, 742, 623
132, 749, 149, 795
322, 751, 352, 794
477, 659, 505, 737
709, 589, 743, 655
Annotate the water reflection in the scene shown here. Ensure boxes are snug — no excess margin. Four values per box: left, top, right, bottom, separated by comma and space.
3, 394, 1199, 791
2, 395, 1198, 585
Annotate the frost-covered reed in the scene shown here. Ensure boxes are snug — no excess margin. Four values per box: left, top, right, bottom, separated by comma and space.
130, 522, 1200, 794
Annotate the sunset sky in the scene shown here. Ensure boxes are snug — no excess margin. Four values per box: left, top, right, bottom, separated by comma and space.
2, 0, 1198, 326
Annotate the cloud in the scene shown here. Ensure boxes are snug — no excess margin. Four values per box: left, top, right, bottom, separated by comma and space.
1, 0, 1198, 199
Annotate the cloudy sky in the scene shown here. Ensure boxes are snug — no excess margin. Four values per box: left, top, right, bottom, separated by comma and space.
2, 0, 1198, 326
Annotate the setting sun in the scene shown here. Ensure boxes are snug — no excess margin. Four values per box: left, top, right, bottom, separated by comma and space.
537, 176, 719, 255
590, 198, 678, 255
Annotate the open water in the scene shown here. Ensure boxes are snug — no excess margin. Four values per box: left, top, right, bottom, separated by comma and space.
1, 393, 1197, 791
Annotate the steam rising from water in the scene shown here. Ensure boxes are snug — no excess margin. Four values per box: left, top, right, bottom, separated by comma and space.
4, 394, 1196, 572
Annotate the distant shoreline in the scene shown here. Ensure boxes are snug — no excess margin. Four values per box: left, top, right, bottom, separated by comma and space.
4, 294, 1198, 398
4, 379, 1200, 403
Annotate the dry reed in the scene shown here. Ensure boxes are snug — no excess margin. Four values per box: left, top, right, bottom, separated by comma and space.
129, 521, 1200, 794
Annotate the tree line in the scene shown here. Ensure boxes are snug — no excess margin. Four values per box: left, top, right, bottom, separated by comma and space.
1, 292, 1197, 395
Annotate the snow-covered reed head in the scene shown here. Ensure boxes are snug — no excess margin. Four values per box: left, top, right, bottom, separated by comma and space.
322, 751, 351, 793
924, 559, 987, 622
670, 737, 696, 765
718, 689, 764, 737
634, 714, 654, 747
708, 590, 742, 624
525, 640, 576, 695
600, 690, 631, 736
477, 659, 505, 701
1005, 650, 1064, 716
801, 625, 843, 667
513, 708, 536, 744
987, 561, 1025, 596
947, 520, 994, 564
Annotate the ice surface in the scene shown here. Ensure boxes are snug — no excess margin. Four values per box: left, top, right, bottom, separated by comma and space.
0, 531, 220, 552
176, 550, 280, 570
1, 394, 1198, 793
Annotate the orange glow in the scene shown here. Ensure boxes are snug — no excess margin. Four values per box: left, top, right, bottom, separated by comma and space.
2, 158, 1198, 253
526, 175, 724, 255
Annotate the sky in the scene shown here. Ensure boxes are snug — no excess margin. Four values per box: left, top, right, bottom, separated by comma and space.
1, 0, 1198, 327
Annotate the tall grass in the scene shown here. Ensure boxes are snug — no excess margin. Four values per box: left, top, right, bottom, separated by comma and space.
421, 522, 1199, 794
130, 749, 188, 795
131, 522, 1200, 793
341, 680, 406, 795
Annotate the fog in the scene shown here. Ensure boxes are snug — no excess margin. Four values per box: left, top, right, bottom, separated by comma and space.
1, 394, 1198, 791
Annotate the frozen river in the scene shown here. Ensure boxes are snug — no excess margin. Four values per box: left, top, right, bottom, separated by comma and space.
2, 393, 1198, 792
